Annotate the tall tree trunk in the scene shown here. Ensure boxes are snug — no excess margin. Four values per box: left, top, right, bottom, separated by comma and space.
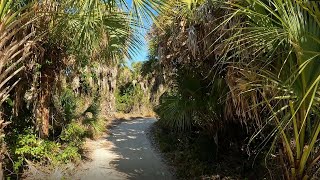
36, 61, 57, 138
99, 65, 117, 117
38, 79, 50, 138
109, 66, 117, 113
35, 46, 63, 139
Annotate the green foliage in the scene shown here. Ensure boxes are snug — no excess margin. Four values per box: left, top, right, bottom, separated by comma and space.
141, 57, 158, 76
15, 134, 49, 161
149, 0, 320, 178
221, 0, 320, 178
13, 130, 81, 172
156, 67, 228, 132
60, 122, 85, 148
152, 122, 262, 179
82, 117, 106, 139
116, 62, 155, 115
156, 93, 194, 131
116, 90, 134, 113
60, 88, 77, 121
116, 83, 146, 113
131, 62, 143, 80
9, 108, 101, 173
1, 0, 165, 177
55, 145, 81, 164
79, 74, 93, 95
56, 85, 94, 122
83, 96, 106, 138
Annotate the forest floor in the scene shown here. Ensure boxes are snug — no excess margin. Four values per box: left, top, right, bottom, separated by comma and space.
73, 117, 174, 180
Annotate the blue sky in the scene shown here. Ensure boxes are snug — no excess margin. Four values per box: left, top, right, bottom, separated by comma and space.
129, 27, 150, 64
126, 0, 153, 66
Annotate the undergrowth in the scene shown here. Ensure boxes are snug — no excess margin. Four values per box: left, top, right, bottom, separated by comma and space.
4, 88, 106, 177
152, 122, 268, 179
9, 128, 82, 174
116, 82, 150, 114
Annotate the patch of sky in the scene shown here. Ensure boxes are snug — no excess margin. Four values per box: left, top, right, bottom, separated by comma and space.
125, 0, 157, 67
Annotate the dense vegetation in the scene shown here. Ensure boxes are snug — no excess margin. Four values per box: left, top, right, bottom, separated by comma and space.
1, 0, 320, 179
0, 0, 160, 178
145, 0, 320, 179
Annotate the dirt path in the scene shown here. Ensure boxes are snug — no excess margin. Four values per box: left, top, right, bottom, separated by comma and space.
74, 118, 174, 180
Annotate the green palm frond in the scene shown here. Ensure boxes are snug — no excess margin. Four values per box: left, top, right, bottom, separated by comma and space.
220, 0, 320, 178
45, 0, 165, 63
155, 93, 195, 131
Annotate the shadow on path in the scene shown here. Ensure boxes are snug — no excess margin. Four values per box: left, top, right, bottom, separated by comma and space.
107, 118, 174, 180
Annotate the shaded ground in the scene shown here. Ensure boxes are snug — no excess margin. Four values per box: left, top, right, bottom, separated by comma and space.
151, 122, 272, 180
74, 137, 128, 180
75, 118, 174, 180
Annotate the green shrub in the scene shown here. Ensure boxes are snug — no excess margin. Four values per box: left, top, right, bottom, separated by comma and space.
15, 134, 52, 161
155, 70, 227, 132
13, 128, 84, 172
60, 122, 86, 147
56, 145, 81, 163
155, 93, 194, 131
116, 92, 134, 112
60, 88, 77, 121
80, 73, 93, 95
116, 83, 146, 113
14, 132, 60, 171
82, 116, 106, 139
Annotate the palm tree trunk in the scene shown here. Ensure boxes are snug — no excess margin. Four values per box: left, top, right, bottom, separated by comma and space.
99, 65, 117, 117
38, 89, 50, 138
37, 69, 54, 138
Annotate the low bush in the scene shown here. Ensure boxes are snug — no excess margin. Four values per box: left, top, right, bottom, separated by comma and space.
60, 88, 77, 121
55, 145, 81, 164
12, 129, 82, 173
152, 122, 262, 179
116, 84, 134, 113
153, 124, 218, 178
60, 122, 86, 148
82, 116, 106, 139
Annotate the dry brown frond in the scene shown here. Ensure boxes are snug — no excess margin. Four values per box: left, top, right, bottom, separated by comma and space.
225, 67, 262, 128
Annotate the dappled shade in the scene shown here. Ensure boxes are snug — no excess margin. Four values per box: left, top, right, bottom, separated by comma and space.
107, 118, 174, 180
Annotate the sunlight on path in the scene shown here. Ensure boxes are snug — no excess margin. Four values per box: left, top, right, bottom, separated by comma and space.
108, 118, 174, 180
74, 118, 174, 180
74, 137, 128, 180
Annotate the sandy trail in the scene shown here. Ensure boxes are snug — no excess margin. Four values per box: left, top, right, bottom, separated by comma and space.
74, 118, 173, 180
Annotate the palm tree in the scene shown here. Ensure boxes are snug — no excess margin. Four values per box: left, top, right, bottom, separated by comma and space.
0, 0, 36, 177
147, 0, 231, 135
223, 0, 320, 178
21, 0, 166, 138
0, 0, 166, 175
